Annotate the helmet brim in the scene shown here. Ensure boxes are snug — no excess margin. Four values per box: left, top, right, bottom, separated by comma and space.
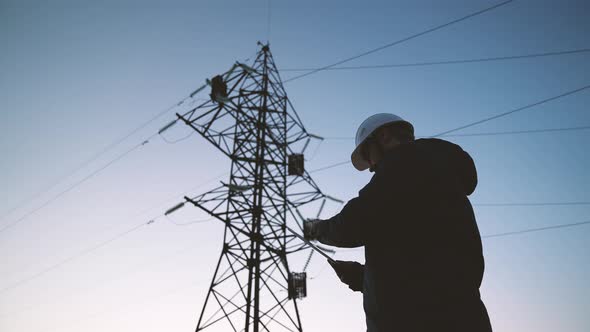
351, 144, 370, 171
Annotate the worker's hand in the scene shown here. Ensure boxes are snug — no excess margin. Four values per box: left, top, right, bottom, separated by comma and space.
328, 260, 364, 292
303, 219, 323, 241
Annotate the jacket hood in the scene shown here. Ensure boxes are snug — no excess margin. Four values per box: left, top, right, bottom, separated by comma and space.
377, 138, 478, 196
417, 138, 478, 196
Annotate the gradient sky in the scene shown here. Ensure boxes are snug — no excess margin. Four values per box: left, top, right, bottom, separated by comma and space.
1, 0, 589, 331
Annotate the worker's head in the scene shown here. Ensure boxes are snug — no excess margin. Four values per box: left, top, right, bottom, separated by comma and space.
361, 122, 415, 171
351, 113, 414, 172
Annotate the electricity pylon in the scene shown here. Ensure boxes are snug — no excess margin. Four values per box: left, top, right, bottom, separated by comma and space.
175, 43, 335, 332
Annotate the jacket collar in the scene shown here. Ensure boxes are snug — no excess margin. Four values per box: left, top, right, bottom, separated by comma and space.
373, 141, 412, 173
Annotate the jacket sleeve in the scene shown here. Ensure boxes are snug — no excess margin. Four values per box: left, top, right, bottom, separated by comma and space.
317, 170, 394, 248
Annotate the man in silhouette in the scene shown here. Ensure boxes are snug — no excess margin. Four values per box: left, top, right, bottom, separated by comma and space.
304, 114, 492, 332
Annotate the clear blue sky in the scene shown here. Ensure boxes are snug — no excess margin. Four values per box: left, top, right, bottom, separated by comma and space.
0, 0, 589, 331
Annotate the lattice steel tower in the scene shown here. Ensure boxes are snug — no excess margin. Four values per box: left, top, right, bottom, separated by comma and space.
174, 43, 333, 332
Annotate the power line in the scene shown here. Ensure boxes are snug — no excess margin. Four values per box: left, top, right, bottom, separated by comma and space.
280, 48, 590, 71
0, 97, 209, 235
0, 171, 228, 295
0, 51, 256, 233
45, 278, 206, 332
475, 202, 590, 207
319, 219, 590, 255
160, 130, 195, 144
437, 125, 590, 137
0, 135, 157, 235
0, 239, 201, 318
129, 171, 228, 220
309, 161, 350, 173
432, 84, 590, 137
322, 125, 590, 140
0, 220, 150, 295
482, 220, 590, 238
166, 215, 214, 226
283, 0, 514, 83
302, 85, 590, 174
0, 98, 189, 227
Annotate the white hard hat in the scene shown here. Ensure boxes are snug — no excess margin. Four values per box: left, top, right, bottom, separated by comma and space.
351, 113, 414, 171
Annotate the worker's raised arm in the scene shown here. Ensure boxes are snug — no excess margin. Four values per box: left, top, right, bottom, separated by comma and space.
309, 169, 394, 248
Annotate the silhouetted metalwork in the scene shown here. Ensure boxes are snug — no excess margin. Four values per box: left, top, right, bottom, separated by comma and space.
177, 43, 332, 332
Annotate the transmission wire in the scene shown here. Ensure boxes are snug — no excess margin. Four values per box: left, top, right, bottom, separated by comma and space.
482, 220, 590, 238
432, 84, 590, 137
475, 202, 590, 207
283, 0, 514, 83
0, 134, 158, 235
322, 125, 590, 140
0, 99, 188, 225
0, 171, 228, 295
281, 48, 590, 72
309, 84, 590, 174
0, 220, 151, 295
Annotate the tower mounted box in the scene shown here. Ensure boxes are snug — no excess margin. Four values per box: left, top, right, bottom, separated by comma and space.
288, 154, 304, 176
288, 272, 307, 299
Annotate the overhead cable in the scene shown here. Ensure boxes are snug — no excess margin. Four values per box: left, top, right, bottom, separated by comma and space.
482, 220, 590, 238
432, 84, 590, 137
283, 0, 514, 83
0, 241, 201, 318
0, 220, 151, 295
308, 161, 350, 173
437, 125, 590, 137
281, 48, 590, 72
0, 169, 232, 296
322, 125, 590, 140
475, 202, 590, 207
338, 219, 590, 253
0, 135, 157, 235
0, 99, 188, 225
0, 171, 228, 295
304, 85, 590, 174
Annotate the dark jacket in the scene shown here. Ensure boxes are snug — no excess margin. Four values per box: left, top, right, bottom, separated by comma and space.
317, 138, 492, 332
